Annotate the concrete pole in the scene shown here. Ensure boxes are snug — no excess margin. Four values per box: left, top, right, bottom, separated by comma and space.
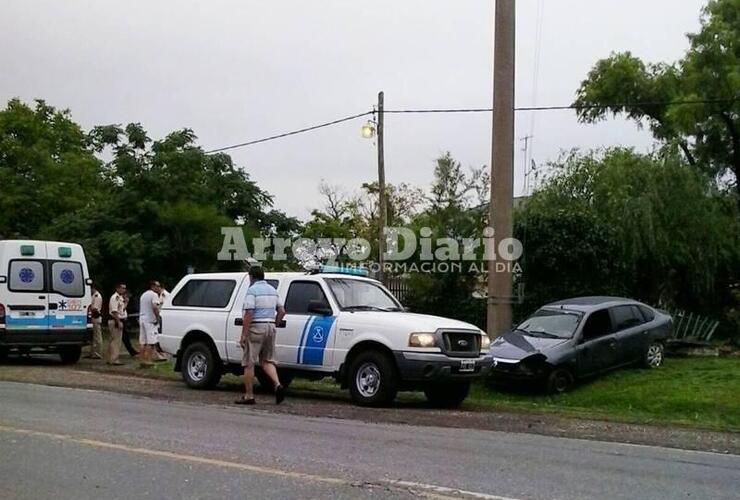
487, 0, 515, 337
377, 91, 387, 284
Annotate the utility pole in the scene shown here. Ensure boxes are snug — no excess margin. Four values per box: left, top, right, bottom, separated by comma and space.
487, 0, 516, 337
376, 91, 387, 284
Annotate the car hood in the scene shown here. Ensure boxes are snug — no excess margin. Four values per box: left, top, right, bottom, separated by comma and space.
490, 330, 570, 361
340, 311, 482, 333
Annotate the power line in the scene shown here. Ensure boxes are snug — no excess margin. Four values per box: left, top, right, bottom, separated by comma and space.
385, 97, 739, 114
204, 97, 738, 154
204, 110, 373, 154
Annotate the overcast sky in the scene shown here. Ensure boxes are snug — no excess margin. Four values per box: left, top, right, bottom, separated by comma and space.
1, 0, 707, 219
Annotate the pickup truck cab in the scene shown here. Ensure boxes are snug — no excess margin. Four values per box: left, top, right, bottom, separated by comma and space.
159, 268, 493, 407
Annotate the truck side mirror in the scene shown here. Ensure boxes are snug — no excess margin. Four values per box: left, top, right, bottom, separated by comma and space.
307, 300, 332, 316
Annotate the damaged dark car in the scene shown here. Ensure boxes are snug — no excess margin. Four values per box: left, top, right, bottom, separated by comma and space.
489, 297, 673, 393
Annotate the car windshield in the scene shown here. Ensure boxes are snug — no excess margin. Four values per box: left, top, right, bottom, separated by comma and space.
516, 309, 583, 339
325, 278, 402, 311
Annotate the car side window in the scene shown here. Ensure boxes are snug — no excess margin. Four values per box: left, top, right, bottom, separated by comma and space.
266, 279, 279, 290
581, 309, 613, 341
172, 280, 236, 308
611, 305, 645, 331
638, 305, 655, 322
284, 281, 330, 315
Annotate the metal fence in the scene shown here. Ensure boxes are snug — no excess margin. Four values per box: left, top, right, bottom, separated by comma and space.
384, 277, 410, 304
667, 310, 720, 342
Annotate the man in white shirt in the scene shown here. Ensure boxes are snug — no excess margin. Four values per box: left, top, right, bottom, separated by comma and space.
138, 280, 162, 368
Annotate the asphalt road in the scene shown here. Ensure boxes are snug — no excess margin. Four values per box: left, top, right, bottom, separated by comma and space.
0, 382, 737, 500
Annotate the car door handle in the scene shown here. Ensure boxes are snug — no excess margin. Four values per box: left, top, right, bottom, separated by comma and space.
234, 318, 243, 326
48, 303, 58, 310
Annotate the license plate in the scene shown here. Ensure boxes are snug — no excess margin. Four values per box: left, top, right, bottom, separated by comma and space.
460, 360, 476, 372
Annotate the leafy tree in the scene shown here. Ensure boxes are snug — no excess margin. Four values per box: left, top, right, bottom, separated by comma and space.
574, 0, 740, 205
0, 99, 103, 238
515, 148, 739, 319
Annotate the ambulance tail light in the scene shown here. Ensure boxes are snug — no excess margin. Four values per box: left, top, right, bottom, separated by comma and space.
0, 304, 5, 328
86, 304, 92, 324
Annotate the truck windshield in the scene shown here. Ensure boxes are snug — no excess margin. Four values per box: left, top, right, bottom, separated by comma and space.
325, 278, 402, 312
516, 309, 583, 339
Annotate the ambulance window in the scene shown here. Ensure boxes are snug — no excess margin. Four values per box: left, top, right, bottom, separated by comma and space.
8, 260, 45, 292
51, 261, 84, 297
172, 279, 236, 308
284, 281, 329, 315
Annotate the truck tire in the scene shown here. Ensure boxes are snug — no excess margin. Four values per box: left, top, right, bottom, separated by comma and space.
0, 347, 8, 362
424, 381, 471, 408
59, 346, 82, 364
181, 342, 222, 389
348, 350, 398, 407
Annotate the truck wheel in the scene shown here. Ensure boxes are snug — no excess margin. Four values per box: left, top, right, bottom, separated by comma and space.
424, 381, 470, 408
181, 342, 221, 389
59, 346, 82, 364
642, 341, 664, 368
348, 350, 398, 407
0, 347, 8, 362
546, 367, 574, 394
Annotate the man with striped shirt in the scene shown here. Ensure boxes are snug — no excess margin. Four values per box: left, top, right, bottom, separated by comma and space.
235, 266, 286, 405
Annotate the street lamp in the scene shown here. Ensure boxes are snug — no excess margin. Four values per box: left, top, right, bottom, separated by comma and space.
361, 120, 376, 139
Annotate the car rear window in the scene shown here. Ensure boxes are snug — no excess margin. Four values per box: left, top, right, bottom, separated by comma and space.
8, 260, 45, 292
50, 261, 84, 297
172, 279, 236, 308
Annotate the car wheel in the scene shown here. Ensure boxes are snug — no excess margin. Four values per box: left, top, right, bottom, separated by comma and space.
424, 381, 471, 408
642, 342, 664, 368
546, 367, 574, 394
181, 342, 222, 389
59, 346, 82, 364
348, 350, 398, 407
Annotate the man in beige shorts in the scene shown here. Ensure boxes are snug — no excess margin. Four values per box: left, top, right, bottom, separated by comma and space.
236, 266, 286, 405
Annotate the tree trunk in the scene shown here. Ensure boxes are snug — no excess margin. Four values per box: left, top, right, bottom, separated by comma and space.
719, 113, 740, 213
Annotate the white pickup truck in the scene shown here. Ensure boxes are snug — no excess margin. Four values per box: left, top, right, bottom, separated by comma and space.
158, 268, 493, 407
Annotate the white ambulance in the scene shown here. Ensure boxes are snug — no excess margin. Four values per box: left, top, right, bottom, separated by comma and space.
0, 240, 92, 363
159, 267, 493, 407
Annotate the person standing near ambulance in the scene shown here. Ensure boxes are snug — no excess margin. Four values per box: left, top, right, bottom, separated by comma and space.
107, 283, 127, 365
86, 283, 104, 359
138, 280, 161, 368
235, 266, 286, 406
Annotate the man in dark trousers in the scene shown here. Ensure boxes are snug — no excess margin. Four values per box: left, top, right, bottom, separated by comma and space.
235, 266, 286, 405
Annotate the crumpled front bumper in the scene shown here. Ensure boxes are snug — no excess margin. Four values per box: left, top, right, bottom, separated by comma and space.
393, 351, 494, 382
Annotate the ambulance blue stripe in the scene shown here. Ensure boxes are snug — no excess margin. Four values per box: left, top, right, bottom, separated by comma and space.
301, 315, 336, 366
5, 314, 86, 328
296, 316, 315, 363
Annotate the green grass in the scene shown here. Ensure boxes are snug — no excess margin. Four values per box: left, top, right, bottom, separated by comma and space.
468, 357, 740, 431
146, 355, 740, 431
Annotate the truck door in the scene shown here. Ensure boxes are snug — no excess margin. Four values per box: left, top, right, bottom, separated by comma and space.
6, 255, 49, 335
46, 248, 87, 333
278, 280, 336, 369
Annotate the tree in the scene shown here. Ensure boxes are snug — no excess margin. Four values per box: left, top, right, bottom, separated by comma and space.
0, 99, 103, 238
515, 148, 739, 318
574, 0, 740, 205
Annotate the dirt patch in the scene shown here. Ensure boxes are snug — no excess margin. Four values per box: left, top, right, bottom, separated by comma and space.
1, 356, 738, 455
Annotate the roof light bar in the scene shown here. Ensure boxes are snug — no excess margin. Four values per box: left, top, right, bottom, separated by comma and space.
318, 265, 369, 277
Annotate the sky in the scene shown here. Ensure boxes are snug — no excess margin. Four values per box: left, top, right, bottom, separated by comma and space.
0, 0, 708, 219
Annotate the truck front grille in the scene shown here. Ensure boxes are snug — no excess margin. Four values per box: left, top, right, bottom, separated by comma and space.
441, 330, 480, 358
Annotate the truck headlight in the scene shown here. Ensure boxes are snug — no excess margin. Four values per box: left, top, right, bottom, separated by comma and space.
481, 335, 491, 350
409, 332, 436, 348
